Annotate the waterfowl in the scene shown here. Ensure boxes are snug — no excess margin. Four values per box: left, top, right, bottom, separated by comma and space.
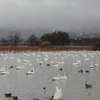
53, 63, 59, 67
59, 68, 63, 71
78, 70, 83, 73
90, 62, 93, 68
85, 84, 92, 88
4, 93, 11, 98
29, 62, 32, 67
9, 65, 14, 69
72, 60, 80, 65
12, 96, 18, 100
17, 57, 22, 63
0, 67, 5, 72
95, 62, 99, 67
53, 86, 62, 100
16, 65, 24, 70
84, 58, 90, 61
47, 64, 50, 66
1, 65, 9, 75
26, 67, 35, 75
52, 75, 60, 81
85, 70, 89, 73
60, 73, 67, 80
43, 87, 46, 90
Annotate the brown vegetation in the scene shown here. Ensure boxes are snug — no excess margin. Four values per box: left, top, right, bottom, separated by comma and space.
39, 41, 51, 47
0, 45, 95, 51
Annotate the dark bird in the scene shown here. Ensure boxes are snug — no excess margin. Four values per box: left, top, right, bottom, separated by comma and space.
43, 87, 46, 90
47, 64, 50, 66
9, 66, 14, 69
78, 70, 83, 73
12, 96, 18, 100
59, 68, 63, 71
85, 84, 92, 88
4, 93, 11, 98
85, 70, 89, 73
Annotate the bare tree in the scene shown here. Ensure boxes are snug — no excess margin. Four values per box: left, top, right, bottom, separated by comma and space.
8, 31, 22, 46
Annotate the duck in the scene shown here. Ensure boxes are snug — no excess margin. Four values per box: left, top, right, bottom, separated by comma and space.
4, 93, 11, 98
52, 75, 60, 81
59, 67, 63, 71
12, 96, 18, 100
85, 70, 89, 73
78, 70, 83, 73
53, 86, 62, 100
85, 84, 92, 88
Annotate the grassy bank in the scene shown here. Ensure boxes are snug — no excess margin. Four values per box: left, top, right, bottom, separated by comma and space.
0, 46, 94, 51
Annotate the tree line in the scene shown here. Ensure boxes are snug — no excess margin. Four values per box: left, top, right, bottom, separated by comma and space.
0, 31, 100, 49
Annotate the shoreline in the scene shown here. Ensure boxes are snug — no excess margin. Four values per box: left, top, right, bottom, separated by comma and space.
0, 46, 95, 51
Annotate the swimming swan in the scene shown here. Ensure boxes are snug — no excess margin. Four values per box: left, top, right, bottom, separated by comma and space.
52, 75, 60, 81
53, 86, 62, 100
1, 65, 9, 75
60, 73, 67, 80
26, 67, 35, 75
90, 62, 93, 68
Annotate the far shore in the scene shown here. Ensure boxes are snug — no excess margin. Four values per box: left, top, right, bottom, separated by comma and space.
0, 46, 96, 51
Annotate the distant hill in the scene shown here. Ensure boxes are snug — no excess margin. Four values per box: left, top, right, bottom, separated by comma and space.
69, 33, 100, 39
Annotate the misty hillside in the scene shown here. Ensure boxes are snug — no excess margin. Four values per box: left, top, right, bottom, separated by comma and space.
69, 33, 100, 39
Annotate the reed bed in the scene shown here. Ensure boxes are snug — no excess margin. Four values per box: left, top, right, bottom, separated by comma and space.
0, 46, 94, 51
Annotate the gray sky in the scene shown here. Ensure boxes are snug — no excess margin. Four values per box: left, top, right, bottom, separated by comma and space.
0, 0, 100, 38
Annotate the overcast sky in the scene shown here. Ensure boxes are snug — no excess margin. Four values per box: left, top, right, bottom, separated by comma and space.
0, 0, 100, 38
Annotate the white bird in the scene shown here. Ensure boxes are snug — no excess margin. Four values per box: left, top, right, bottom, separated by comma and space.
72, 60, 80, 65
52, 75, 60, 81
29, 62, 32, 67
16, 65, 24, 70
60, 73, 67, 80
26, 67, 35, 75
0, 67, 5, 72
53, 86, 62, 100
1, 65, 9, 75
95, 62, 99, 67
17, 57, 22, 62
90, 62, 93, 68
53, 63, 59, 67
84, 58, 90, 61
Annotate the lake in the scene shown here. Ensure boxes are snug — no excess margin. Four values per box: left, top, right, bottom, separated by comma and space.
0, 50, 100, 100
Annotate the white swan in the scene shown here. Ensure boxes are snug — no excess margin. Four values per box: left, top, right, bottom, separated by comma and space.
0, 67, 5, 72
52, 75, 60, 81
16, 65, 24, 70
84, 58, 90, 61
60, 73, 67, 80
1, 65, 9, 75
29, 62, 32, 67
53, 63, 59, 67
90, 62, 93, 68
53, 86, 62, 100
26, 67, 35, 75
17, 57, 22, 62
72, 60, 80, 65
95, 62, 99, 67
